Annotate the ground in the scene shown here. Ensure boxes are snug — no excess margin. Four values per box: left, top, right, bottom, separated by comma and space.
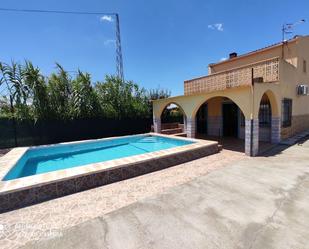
0, 149, 10, 157
1, 139, 309, 249
0, 146, 245, 249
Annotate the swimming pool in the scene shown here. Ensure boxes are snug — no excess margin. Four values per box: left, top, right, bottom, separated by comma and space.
0, 133, 218, 213
4, 135, 193, 180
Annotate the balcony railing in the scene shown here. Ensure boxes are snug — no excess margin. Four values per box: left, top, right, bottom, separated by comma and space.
184, 57, 280, 95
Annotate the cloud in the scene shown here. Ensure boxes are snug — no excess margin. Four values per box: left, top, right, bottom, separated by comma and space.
104, 39, 116, 46
220, 57, 227, 61
100, 15, 113, 22
208, 23, 224, 31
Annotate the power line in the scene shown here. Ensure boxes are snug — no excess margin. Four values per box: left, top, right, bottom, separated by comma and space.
0, 7, 115, 15
0, 7, 124, 81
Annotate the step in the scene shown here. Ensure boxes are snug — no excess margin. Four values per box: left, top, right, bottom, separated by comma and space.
173, 133, 187, 137
161, 123, 180, 130
161, 128, 183, 135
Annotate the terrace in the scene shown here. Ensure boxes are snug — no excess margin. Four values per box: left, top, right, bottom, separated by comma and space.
184, 57, 280, 95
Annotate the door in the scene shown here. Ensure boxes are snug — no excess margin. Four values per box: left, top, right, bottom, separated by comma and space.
222, 103, 238, 137
196, 103, 208, 134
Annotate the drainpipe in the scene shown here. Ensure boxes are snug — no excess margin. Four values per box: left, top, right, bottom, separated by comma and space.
250, 68, 255, 156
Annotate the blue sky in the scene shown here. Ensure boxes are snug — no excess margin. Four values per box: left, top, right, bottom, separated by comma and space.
0, 0, 308, 96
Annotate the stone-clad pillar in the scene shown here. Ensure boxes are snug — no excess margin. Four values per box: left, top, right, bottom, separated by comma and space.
245, 119, 259, 156
183, 116, 187, 133
153, 115, 161, 133
186, 117, 196, 138
271, 117, 281, 144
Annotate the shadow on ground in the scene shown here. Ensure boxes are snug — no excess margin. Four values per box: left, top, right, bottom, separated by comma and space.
259, 135, 309, 157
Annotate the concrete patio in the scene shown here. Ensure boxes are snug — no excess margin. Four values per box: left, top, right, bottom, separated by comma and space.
0, 145, 245, 249
20, 138, 309, 249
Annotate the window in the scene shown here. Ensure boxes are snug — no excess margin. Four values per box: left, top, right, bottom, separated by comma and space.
259, 97, 271, 127
282, 98, 292, 127
303, 60, 307, 73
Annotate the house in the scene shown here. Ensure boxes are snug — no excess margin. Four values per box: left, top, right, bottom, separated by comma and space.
152, 35, 309, 156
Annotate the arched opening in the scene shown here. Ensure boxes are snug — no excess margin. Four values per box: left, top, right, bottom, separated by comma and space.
160, 103, 186, 136
195, 96, 246, 152
258, 93, 272, 143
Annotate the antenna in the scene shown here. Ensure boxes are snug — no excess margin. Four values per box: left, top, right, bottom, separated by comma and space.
282, 19, 305, 41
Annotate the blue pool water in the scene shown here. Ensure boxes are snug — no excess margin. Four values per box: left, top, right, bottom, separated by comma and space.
3, 135, 194, 180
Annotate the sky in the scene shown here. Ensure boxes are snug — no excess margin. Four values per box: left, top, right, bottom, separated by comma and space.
0, 0, 309, 96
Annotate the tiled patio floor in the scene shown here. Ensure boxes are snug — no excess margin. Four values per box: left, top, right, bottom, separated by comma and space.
196, 135, 274, 154
0, 148, 246, 249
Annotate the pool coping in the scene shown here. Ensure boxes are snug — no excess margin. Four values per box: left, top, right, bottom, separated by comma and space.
0, 133, 217, 196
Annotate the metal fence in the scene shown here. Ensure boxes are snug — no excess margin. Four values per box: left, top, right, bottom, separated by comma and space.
0, 118, 152, 149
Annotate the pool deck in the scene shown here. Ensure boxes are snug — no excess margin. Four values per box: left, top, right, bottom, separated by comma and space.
0, 145, 244, 249
20, 139, 309, 249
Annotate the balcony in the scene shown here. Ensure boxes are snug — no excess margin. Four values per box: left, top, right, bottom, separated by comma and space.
184, 57, 280, 95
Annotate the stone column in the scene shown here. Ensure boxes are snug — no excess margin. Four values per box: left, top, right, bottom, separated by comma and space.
153, 115, 161, 133
271, 117, 281, 144
186, 117, 196, 138
183, 116, 187, 133
245, 119, 259, 156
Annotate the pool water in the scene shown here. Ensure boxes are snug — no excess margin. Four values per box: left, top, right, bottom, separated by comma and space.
3, 135, 194, 180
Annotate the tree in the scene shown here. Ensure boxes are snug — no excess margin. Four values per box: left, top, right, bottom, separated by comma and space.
148, 88, 171, 101
147, 87, 171, 117
95, 75, 149, 119
23, 61, 49, 120
47, 63, 72, 120
0, 61, 31, 119
70, 70, 101, 118
0, 60, 170, 121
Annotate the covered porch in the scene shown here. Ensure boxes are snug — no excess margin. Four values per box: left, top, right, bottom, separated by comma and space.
152, 85, 281, 156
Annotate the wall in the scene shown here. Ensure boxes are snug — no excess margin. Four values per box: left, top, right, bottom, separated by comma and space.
153, 36, 309, 142
281, 115, 309, 139
209, 39, 298, 74
239, 127, 245, 140
207, 98, 222, 136
153, 87, 252, 120
279, 37, 309, 137
249, 36, 309, 139
259, 127, 271, 142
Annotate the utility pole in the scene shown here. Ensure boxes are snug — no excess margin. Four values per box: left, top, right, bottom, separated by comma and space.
115, 14, 124, 82
0, 8, 125, 81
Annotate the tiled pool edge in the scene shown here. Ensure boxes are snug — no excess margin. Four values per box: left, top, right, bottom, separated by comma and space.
0, 135, 219, 213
